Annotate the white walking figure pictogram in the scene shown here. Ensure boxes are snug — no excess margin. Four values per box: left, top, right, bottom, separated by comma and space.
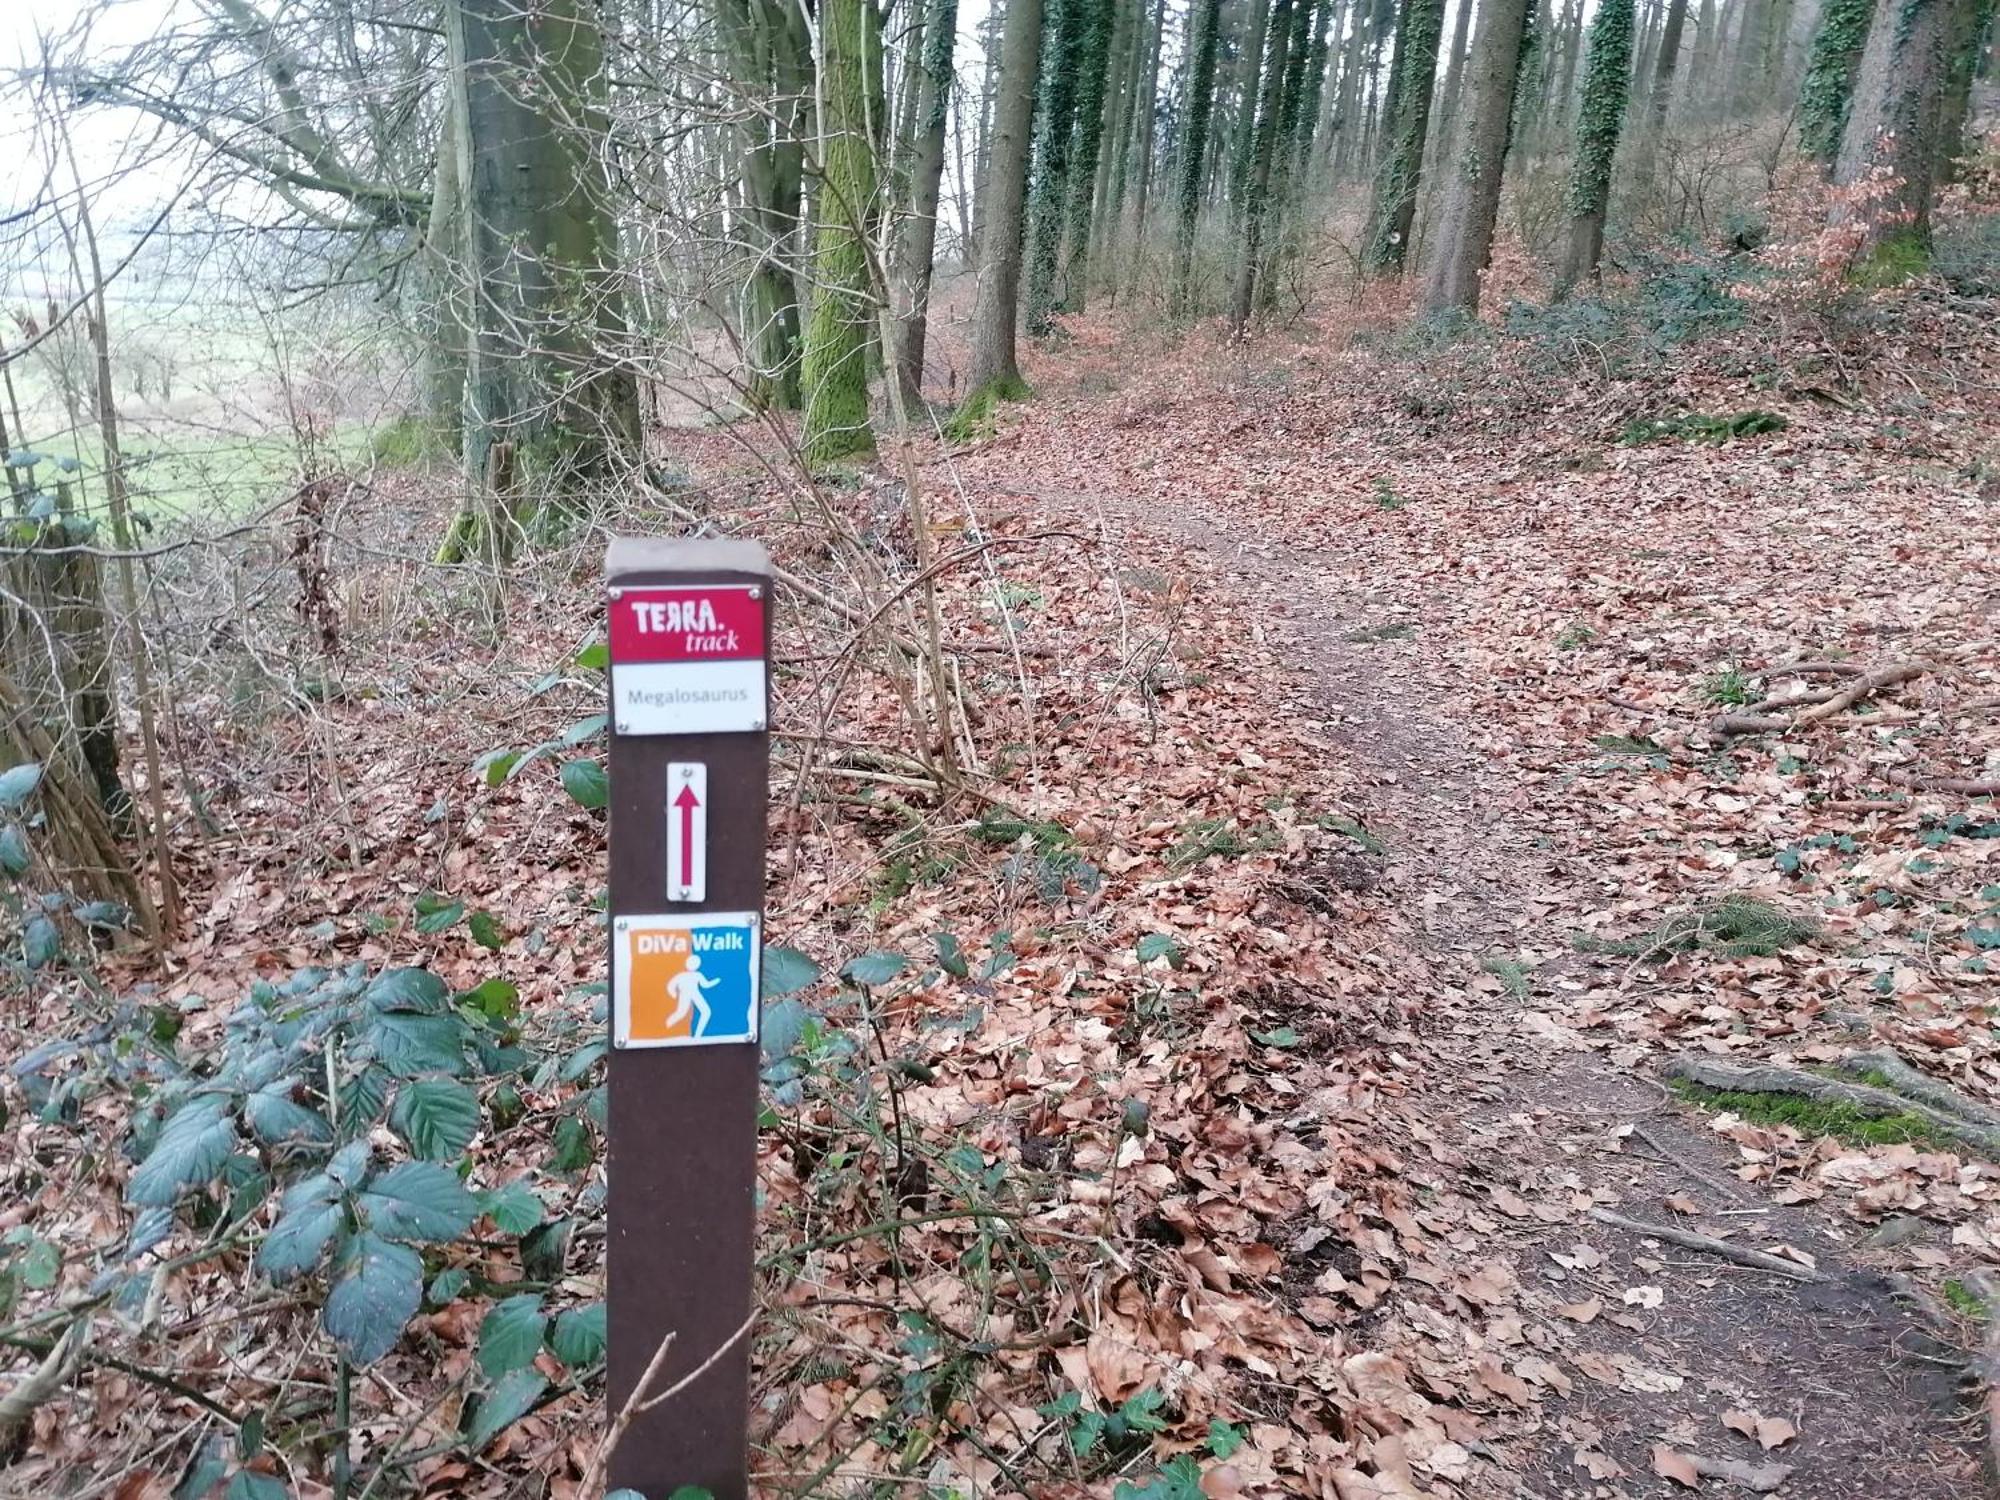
663, 954, 721, 1035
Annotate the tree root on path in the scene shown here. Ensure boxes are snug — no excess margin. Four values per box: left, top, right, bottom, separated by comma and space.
1663, 1055, 2000, 1161
1587, 1208, 1828, 1282
1709, 661, 1928, 738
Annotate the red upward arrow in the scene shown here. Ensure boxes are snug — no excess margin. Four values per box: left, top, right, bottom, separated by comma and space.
673, 782, 701, 888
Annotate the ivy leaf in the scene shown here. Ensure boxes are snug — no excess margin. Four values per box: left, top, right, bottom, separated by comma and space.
548, 1301, 607, 1367
843, 951, 906, 987
1113, 1456, 1206, 1500
479, 1180, 544, 1235
322, 1230, 422, 1365
1249, 1026, 1300, 1049
128, 1097, 236, 1206
463, 1366, 548, 1452
458, 977, 519, 1024
468, 910, 506, 951
560, 759, 608, 810
0, 763, 43, 809
477, 1293, 546, 1378
22, 916, 59, 969
390, 1079, 481, 1161
762, 945, 820, 997
357, 1161, 479, 1243
245, 1087, 333, 1147
574, 640, 609, 671
1135, 933, 1183, 967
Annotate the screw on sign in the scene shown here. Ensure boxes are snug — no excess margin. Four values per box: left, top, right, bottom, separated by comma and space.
602, 538, 771, 1500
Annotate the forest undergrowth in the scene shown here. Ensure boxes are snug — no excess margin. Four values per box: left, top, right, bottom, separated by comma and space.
4, 219, 2000, 1500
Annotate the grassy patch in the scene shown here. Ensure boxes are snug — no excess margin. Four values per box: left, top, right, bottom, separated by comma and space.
1577, 895, 1823, 958
1318, 814, 1385, 854
1704, 664, 1753, 706
1166, 817, 1279, 870
1481, 954, 1532, 998
942, 374, 1031, 444
1372, 477, 1406, 510
1943, 1279, 1989, 1321
1669, 1078, 1948, 1149
1619, 410, 1788, 446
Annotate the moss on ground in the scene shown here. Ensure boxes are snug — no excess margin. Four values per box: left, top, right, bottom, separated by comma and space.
1669, 1078, 1951, 1149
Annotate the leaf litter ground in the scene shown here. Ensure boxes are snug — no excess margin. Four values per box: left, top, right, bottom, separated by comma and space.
4, 265, 1998, 1498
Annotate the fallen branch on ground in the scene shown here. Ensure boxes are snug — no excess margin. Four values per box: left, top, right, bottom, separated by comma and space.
1664, 1055, 2000, 1160
1588, 1208, 1828, 1282
1886, 769, 2000, 796
1710, 662, 1928, 737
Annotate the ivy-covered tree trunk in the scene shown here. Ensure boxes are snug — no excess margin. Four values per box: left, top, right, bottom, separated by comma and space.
1262, 0, 1320, 273
801, 0, 881, 460
1173, 0, 1225, 308
1228, 0, 1295, 330
1089, 0, 1141, 274
1363, 0, 1445, 271
439, 0, 641, 565
956, 0, 1044, 416
1624, 0, 1690, 200
1556, 0, 1635, 289
892, 0, 959, 411
1057, 0, 1119, 311
1421, 0, 1533, 315
719, 0, 811, 409
1831, 0, 1988, 270
1107, 0, 1166, 269
1289, 0, 1335, 184
1226, 0, 1273, 221
1800, 0, 1872, 166
1026, 0, 1085, 335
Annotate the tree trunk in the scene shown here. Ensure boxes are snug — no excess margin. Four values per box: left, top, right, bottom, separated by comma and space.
1421, 0, 1534, 314
1115, 0, 1169, 261
893, 0, 960, 410
1227, 0, 1274, 219
420, 93, 469, 446
1174, 0, 1226, 307
1364, 0, 1446, 270
1557, 0, 1635, 289
1798, 0, 1873, 165
969, 5, 1006, 262
443, 0, 640, 557
1027, 0, 1085, 335
1229, 0, 1296, 329
1831, 0, 1987, 269
801, 0, 882, 460
1289, 0, 1336, 183
1625, 0, 1689, 199
1058, 0, 1121, 311
1091, 0, 1142, 273
957, 0, 1045, 411
719, 0, 811, 409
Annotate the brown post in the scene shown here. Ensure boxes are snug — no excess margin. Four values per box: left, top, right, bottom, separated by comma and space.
604, 537, 771, 1500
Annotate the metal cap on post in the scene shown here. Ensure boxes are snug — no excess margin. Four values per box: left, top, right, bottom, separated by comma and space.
604, 537, 771, 1500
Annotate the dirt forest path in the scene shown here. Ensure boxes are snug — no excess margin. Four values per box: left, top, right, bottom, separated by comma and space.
1031, 472, 1975, 1493
1055, 479, 1979, 1498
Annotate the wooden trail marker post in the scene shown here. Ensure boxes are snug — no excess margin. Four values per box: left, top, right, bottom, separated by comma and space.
604, 537, 770, 1500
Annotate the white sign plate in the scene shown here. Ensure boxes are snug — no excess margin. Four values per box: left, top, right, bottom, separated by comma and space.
666, 761, 707, 902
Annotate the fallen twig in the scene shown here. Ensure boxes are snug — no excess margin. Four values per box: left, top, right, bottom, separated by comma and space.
1886, 769, 2000, 796
1710, 661, 1928, 737
1588, 1208, 1827, 1282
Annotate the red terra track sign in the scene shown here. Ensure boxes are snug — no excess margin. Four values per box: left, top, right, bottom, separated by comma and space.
608, 584, 768, 736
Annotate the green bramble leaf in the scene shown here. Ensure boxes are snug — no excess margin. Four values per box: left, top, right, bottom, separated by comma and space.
463, 1366, 548, 1451
560, 759, 608, 810
357, 1161, 478, 1243
322, 1230, 423, 1365
477, 1293, 546, 1378
391, 1079, 481, 1161
548, 1302, 606, 1367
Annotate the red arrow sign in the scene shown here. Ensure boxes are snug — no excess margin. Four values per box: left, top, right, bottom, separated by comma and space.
673, 781, 701, 888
